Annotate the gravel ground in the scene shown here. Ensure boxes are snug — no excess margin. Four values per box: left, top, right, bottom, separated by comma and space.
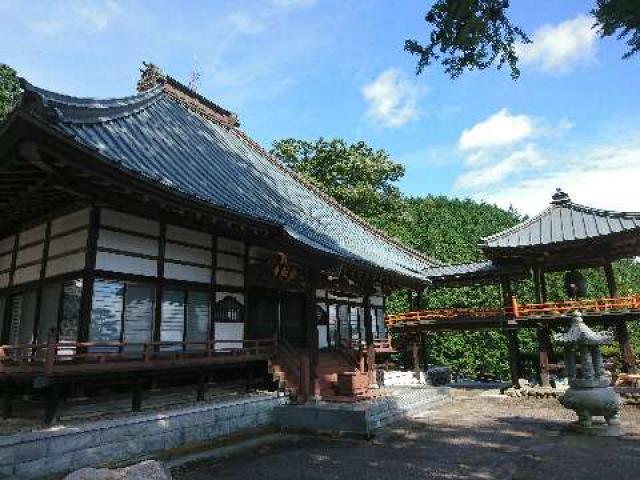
174, 390, 640, 480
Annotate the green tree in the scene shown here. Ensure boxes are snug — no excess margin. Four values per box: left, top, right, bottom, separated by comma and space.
406, 0, 640, 79
271, 138, 406, 223
0, 64, 20, 121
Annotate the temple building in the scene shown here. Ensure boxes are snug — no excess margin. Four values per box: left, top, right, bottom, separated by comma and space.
389, 189, 640, 386
0, 64, 436, 421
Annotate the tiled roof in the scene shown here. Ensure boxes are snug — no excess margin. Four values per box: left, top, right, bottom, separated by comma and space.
481, 190, 640, 251
425, 261, 497, 278
19, 77, 436, 282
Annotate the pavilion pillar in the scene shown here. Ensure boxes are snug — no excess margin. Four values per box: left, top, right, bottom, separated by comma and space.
604, 261, 636, 373
500, 276, 521, 386
363, 288, 376, 384
532, 265, 552, 387
306, 281, 320, 400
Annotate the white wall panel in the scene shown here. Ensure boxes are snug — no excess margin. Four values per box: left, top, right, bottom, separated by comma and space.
48, 230, 88, 257
13, 264, 41, 285
215, 270, 244, 287
0, 235, 15, 254
166, 225, 211, 248
0, 273, 9, 288
96, 251, 158, 277
315, 289, 327, 298
214, 322, 244, 350
370, 296, 384, 307
50, 209, 90, 236
317, 325, 328, 349
101, 209, 160, 236
98, 229, 159, 256
216, 253, 244, 271
165, 242, 211, 266
164, 262, 211, 284
217, 237, 244, 255
19, 225, 46, 247
16, 243, 44, 266
0, 253, 12, 272
46, 252, 86, 277
248, 246, 273, 260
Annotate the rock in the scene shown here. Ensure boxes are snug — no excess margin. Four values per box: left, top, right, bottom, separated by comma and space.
517, 378, 529, 389
427, 366, 451, 386
63, 461, 171, 480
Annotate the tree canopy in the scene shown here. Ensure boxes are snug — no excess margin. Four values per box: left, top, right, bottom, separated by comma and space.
271, 138, 405, 223
406, 0, 640, 79
0, 64, 20, 121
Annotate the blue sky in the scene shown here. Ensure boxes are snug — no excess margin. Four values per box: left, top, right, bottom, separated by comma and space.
1, 0, 639, 215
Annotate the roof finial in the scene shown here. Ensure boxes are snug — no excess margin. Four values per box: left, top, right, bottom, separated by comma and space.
137, 62, 166, 93
551, 188, 571, 205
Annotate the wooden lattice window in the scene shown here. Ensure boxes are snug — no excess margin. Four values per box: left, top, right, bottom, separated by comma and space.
214, 296, 245, 323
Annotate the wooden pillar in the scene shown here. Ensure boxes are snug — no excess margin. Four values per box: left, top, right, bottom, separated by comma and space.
78, 207, 100, 343
197, 370, 207, 401
412, 341, 421, 380
603, 261, 635, 373
305, 283, 318, 398
132, 375, 143, 412
2, 380, 14, 419
363, 289, 376, 384
532, 265, 551, 386
44, 383, 61, 425
505, 330, 521, 387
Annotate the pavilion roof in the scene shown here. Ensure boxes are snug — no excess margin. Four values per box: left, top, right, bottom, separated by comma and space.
481, 189, 640, 254
12, 66, 436, 283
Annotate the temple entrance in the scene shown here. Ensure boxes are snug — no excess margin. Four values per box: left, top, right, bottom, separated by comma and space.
247, 288, 307, 347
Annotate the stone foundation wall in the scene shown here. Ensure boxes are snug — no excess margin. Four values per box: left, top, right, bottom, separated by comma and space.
0, 393, 288, 479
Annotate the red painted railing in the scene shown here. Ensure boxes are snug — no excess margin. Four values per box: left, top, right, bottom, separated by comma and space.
386, 295, 640, 328
0, 337, 276, 376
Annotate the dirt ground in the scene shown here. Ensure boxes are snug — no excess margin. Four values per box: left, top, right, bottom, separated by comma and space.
173, 389, 640, 480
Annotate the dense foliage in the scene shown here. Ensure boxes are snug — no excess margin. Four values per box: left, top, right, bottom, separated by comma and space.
277, 136, 640, 379
271, 138, 405, 224
408, 0, 640, 79
0, 64, 20, 121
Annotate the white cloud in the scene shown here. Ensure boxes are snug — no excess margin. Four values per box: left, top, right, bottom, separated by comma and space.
474, 141, 640, 215
517, 14, 597, 75
272, 0, 318, 9
228, 11, 266, 35
455, 144, 545, 190
362, 69, 426, 128
26, 0, 121, 35
459, 109, 535, 151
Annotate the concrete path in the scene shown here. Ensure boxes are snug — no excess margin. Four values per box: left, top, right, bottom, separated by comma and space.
173, 392, 640, 480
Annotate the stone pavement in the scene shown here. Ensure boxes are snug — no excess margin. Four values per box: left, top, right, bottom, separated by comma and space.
174, 391, 640, 480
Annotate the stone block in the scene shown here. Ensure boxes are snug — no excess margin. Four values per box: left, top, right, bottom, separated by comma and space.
48, 431, 100, 456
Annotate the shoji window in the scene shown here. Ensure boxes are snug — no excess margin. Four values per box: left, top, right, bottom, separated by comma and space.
161, 289, 185, 351
328, 304, 338, 348
316, 303, 329, 349
350, 305, 360, 342
161, 289, 211, 351
216, 237, 245, 288
90, 279, 155, 352
7, 291, 38, 346
123, 284, 155, 353
90, 280, 125, 343
375, 308, 387, 338
337, 304, 350, 345
185, 291, 210, 351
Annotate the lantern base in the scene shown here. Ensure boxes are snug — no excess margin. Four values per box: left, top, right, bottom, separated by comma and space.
565, 418, 622, 437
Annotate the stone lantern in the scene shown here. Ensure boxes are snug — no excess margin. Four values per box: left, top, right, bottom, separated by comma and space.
555, 311, 622, 435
